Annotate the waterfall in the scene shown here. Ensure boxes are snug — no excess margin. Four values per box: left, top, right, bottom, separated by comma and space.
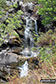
35, 20, 38, 35
20, 16, 38, 57
19, 17, 38, 77
21, 16, 34, 56
24, 17, 34, 47
19, 61, 28, 77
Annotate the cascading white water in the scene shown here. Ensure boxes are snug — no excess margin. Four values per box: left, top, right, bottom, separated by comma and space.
20, 17, 38, 57
19, 17, 38, 77
35, 20, 38, 35
19, 61, 28, 77
21, 17, 34, 56
24, 17, 34, 47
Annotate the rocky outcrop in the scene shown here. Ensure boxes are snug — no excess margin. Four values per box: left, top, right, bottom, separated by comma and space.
0, 1, 39, 49
0, 50, 18, 65
19, 2, 39, 20
0, 1, 41, 82
0, 48, 39, 69
0, 49, 19, 83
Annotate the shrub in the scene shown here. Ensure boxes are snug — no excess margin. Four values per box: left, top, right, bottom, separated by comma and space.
0, 1, 24, 46
37, 29, 56, 47
38, 0, 56, 27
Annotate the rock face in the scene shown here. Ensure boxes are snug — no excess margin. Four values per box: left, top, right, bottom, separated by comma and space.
0, 49, 19, 83
0, 50, 18, 64
19, 1, 39, 20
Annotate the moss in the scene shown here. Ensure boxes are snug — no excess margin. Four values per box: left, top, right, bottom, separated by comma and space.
31, 47, 37, 52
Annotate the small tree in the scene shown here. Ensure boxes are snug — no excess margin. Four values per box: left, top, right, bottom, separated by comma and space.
38, 0, 56, 27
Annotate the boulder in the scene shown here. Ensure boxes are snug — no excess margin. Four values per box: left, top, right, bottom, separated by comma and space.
0, 50, 18, 64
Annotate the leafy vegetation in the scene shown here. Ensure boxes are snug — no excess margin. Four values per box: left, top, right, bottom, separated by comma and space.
5, 10, 23, 34
38, 0, 56, 27
0, 0, 56, 83
36, 0, 56, 76
37, 29, 56, 47
0, 0, 24, 46
39, 45, 56, 76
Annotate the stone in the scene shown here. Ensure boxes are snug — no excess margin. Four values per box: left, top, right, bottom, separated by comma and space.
0, 50, 18, 64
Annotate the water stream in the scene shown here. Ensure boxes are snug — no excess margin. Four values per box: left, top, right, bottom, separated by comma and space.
24, 17, 34, 47
21, 16, 38, 56
18, 61, 28, 77
35, 20, 38, 35
20, 16, 38, 77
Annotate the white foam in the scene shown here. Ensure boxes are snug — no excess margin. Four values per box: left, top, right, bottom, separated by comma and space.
19, 61, 28, 77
